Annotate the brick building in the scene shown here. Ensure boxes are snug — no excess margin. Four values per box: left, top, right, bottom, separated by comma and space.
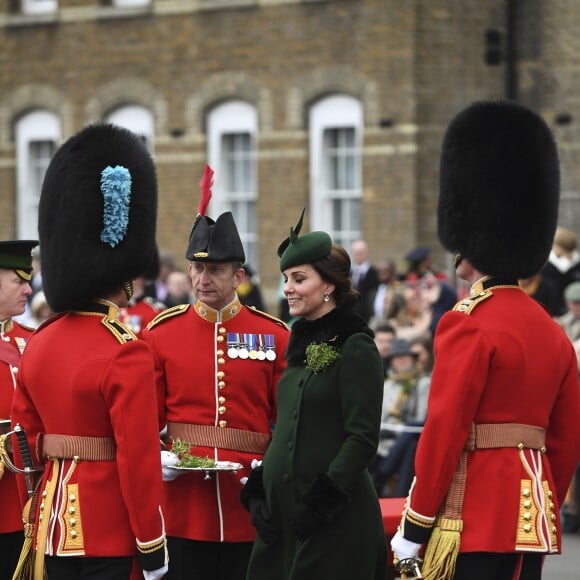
1, 0, 579, 311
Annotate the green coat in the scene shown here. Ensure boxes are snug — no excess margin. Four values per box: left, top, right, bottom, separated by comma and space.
246, 309, 386, 580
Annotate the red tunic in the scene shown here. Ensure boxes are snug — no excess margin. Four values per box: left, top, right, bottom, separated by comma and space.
0, 319, 33, 534
142, 296, 289, 542
401, 281, 580, 554
119, 295, 165, 338
11, 302, 166, 567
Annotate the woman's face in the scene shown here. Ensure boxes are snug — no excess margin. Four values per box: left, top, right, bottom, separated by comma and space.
403, 285, 424, 315
283, 263, 335, 321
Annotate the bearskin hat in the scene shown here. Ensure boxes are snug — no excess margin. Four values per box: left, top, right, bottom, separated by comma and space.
438, 100, 560, 279
39, 123, 158, 312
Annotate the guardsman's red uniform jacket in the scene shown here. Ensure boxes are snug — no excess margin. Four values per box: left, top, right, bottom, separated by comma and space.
142, 296, 289, 542
0, 318, 33, 534
11, 302, 166, 570
119, 295, 166, 338
400, 278, 580, 555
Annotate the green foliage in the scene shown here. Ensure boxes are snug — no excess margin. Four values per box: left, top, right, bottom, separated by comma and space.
171, 438, 216, 468
304, 342, 340, 373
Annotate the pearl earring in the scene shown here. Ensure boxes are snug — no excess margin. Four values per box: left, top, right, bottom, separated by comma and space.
323, 293, 330, 303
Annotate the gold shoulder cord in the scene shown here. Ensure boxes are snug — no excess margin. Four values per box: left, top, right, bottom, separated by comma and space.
101, 317, 137, 344
146, 304, 190, 331
452, 290, 493, 315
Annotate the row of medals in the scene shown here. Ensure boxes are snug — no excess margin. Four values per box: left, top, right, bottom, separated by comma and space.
227, 333, 277, 361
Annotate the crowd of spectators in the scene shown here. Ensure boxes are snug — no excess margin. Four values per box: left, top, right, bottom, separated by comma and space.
354, 228, 580, 507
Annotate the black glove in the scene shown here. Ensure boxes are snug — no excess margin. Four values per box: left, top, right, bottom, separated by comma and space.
249, 497, 280, 545
240, 465, 265, 511
288, 501, 327, 540
289, 473, 350, 540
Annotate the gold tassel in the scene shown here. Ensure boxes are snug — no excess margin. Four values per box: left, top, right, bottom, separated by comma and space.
421, 517, 463, 580
12, 474, 49, 580
12, 533, 34, 580
12, 497, 46, 580
0, 433, 8, 480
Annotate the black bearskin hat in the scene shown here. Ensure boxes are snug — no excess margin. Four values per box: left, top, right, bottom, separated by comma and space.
438, 100, 560, 279
39, 123, 158, 312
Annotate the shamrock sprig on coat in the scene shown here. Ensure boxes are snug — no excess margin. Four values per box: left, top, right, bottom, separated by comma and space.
304, 340, 340, 373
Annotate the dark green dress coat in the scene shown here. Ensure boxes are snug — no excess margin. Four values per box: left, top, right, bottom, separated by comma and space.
245, 308, 387, 580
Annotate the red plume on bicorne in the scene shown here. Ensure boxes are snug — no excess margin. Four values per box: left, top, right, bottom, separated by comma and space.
197, 164, 214, 216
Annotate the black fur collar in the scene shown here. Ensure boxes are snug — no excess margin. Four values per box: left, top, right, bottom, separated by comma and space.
285, 308, 373, 365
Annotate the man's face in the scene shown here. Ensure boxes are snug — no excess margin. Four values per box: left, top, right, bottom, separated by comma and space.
567, 299, 580, 319
390, 354, 416, 373
189, 261, 244, 310
351, 241, 368, 266
0, 269, 32, 320
374, 330, 395, 359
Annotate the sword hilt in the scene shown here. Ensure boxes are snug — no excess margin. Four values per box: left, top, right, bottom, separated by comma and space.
394, 556, 424, 579
14, 423, 38, 497
14, 424, 33, 471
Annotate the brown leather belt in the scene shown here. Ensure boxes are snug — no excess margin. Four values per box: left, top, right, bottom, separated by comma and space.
167, 422, 270, 455
465, 422, 546, 452
41, 434, 116, 461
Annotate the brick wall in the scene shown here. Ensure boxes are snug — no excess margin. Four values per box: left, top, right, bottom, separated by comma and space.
0, 0, 576, 310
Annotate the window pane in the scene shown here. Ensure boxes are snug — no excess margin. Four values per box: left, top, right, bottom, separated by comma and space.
332, 198, 361, 249
323, 126, 361, 244
21, 0, 57, 14
29, 140, 55, 205
222, 132, 257, 267
324, 127, 357, 191
113, 0, 150, 6
223, 133, 254, 196
230, 200, 258, 268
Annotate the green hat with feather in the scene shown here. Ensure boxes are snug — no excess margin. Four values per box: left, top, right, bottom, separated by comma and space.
277, 209, 332, 271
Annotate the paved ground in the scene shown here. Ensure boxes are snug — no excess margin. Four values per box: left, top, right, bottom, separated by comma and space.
543, 530, 580, 579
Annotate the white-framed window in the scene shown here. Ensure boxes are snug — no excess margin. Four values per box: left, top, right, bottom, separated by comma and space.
309, 95, 363, 250
21, 0, 57, 15
207, 101, 258, 269
15, 110, 61, 239
105, 105, 154, 151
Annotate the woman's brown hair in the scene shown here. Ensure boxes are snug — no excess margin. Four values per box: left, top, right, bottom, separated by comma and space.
312, 245, 359, 309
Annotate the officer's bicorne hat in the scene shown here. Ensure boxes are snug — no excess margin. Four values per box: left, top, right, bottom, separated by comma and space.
39, 123, 158, 313
185, 165, 245, 263
438, 100, 560, 279
0, 240, 38, 281
277, 209, 332, 271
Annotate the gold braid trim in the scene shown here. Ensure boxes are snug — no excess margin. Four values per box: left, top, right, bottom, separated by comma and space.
137, 536, 165, 554
100, 317, 137, 344
146, 304, 190, 330
34, 459, 59, 580
0, 433, 7, 480
406, 509, 435, 529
